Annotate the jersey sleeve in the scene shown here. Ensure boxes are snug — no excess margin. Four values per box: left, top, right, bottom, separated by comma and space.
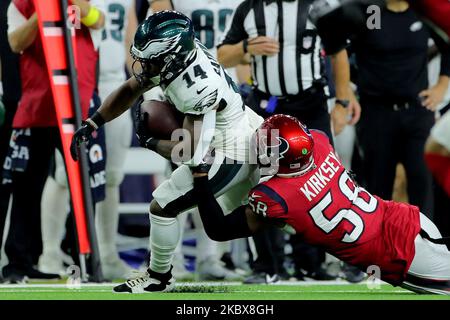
176, 68, 225, 116
248, 183, 288, 219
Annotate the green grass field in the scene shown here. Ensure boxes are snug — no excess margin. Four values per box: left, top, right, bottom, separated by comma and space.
0, 281, 449, 300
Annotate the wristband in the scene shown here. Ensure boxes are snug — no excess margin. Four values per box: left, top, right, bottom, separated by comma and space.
81, 6, 101, 27
87, 111, 106, 129
243, 38, 248, 54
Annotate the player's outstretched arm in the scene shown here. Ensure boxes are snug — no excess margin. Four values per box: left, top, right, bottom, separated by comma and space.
98, 77, 150, 122
192, 173, 263, 242
70, 77, 153, 160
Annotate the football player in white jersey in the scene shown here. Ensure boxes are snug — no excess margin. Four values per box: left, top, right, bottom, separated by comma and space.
70, 10, 263, 293
147, 0, 248, 281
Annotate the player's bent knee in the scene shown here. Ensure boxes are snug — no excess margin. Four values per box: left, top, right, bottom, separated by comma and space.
150, 200, 163, 215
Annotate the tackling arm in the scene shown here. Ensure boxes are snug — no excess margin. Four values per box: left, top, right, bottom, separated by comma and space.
193, 174, 263, 241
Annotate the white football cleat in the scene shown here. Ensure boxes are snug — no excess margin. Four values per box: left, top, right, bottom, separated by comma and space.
113, 266, 175, 293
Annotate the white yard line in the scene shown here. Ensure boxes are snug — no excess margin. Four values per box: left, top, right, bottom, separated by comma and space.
0, 280, 379, 290
236, 290, 411, 294
0, 289, 409, 294
0, 289, 113, 293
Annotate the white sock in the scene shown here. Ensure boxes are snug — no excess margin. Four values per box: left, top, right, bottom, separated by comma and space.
173, 211, 188, 266
149, 213, 180, 274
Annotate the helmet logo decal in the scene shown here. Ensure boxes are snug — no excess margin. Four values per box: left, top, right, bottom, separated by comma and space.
256, 133, 290, 176
193, 89, 218, 112
132, 33, 182, 59
270, 136, 289, 160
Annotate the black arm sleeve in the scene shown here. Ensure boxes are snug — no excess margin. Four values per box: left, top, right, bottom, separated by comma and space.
193, 176, 253, 242
216, 0, 250, 48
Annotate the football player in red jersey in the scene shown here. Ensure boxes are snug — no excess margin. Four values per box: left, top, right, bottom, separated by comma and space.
192, 114, 450, 295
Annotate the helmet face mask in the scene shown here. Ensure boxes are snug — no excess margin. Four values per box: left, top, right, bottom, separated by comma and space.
130, 10, 196, 87
130, 55, 163, 86
255, 114, 315, 176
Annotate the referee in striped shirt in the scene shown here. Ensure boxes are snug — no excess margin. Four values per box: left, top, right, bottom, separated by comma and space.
217, 0, 360, 137
217, 0, 361, 283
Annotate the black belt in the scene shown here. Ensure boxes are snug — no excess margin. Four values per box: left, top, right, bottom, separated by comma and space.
360, 94, 422, 111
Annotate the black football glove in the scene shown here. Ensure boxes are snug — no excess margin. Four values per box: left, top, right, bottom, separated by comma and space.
70, 112, 105, 161
70, 120, 96, 161
135, 108, 159, 151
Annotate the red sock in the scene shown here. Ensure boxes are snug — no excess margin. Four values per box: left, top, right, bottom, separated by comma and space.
425, 153, 450, 196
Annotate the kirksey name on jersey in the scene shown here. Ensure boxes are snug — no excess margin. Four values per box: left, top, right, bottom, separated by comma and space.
160, 40, 263, 161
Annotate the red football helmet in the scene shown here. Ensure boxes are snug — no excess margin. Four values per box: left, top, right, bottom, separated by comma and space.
256, 114, 315, 175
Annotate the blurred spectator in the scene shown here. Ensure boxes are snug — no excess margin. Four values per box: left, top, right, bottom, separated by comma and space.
425, 42, 450, 236
1, 0, 105, 283
425, 109, 450, 234
349, 0, 450, 218
95, 0, 137, 281
0, 0, 21, 263
147, 0, 246, 282
217, 0, 361, 283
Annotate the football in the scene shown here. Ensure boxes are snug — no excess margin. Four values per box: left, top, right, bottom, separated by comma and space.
139, 99, 184, 140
